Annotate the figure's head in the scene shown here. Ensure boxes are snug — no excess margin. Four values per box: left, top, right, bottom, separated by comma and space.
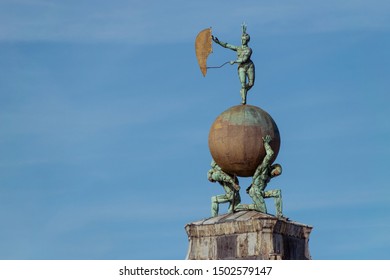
241, 33, 250, 45
270, 164, 282, 177
208, 174, 216, 183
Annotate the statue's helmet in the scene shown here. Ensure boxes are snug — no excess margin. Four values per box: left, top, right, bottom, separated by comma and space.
241, 23, 250, 43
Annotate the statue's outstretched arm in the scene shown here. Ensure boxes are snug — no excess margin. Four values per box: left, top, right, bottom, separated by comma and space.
212, 35, 238, 51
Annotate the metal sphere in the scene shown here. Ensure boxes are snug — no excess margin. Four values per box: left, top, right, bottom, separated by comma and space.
208, 105, 280, 177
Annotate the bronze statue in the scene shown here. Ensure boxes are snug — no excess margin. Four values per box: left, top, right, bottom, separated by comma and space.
197, 26, 285, 218
212, 24, 255, 104
207, 160, 241, 217
236, 135, 283, 217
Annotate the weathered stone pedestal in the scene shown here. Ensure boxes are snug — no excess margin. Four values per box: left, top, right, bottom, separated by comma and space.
185, 211, 312, 260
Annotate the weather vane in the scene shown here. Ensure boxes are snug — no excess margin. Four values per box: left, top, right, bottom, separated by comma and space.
195, 24, 255, 105
195, 24, 283, 218
186, 24, 313, 261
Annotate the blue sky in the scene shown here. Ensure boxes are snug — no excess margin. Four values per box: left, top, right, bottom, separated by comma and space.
0, 0, 389, 259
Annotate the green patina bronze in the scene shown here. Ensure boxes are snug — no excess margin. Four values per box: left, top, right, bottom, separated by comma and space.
236, 135, 283, 217
207, 160, 241, 217
212, 24, 255, 105
202, 25, 285, 218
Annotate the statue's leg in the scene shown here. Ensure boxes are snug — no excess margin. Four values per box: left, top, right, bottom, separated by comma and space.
264, 190, 283, 217
228, 192, 241, 213
227, 203, 233, 213
211, 196, 219, 217
238, 68, 247, 104
234, 192, 241, 206
249, 186, 267, 213
211, 194, 231, 217
274, 190, 283, 217
247, 64, 255, 90
239, 89, 247, 105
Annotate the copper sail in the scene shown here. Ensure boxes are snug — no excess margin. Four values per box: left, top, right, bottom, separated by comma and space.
195, 28, 212, 77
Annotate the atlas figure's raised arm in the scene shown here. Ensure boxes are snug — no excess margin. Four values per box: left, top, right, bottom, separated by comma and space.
253, 135, 274, 179
262, 135, 274, 164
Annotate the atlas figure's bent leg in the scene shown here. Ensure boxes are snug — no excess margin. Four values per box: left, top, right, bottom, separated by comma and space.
211, 196, 219, 217
274, 190, 283, 217
227, 192, 241, 213
264, 189, 283, 217
249, 186, 267, 213
211, 194, 232, 217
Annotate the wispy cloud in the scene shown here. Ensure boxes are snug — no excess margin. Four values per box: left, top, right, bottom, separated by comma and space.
1, 1, 389, 43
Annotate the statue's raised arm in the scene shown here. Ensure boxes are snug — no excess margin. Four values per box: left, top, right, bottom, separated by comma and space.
212, 35, 238, 51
